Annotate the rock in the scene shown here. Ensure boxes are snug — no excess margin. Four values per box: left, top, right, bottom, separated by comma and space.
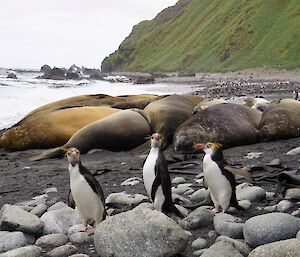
66, 72, 80, 80
69, 232, 92, 244
285, 188, 300, 200
40, 64, 52, 74
47, 244, 78, 257
0, 231, 32, 253
238, 200, 252, 210
193, 249, 205, 256
48, 202, 69, 211
172, 184, 193, 195
69, 255, 89, 257
30, 204, 47, 217
236, 183, 266, 201
192, 238, 208, 250
263, 205, 277, 212
172, 193, 192, 205
277, 200, 293, 212
265, 191, 276, 200
243, 213, 300, 247
0, 245, 42, 257
43, 67, 66, 80
216, 236, 251, 256
201, 241, 244, 257
179, 206, 214, 230
292, 209, 300, 217
266, 158, 282, 167
189, 188, 210, 202
287, 146, 300, 156
17, 194, 48, 208
120, 177, 142, 186
297, 230, 300, 239
89, 72, 104, 80
7, 73, 17, 79
94, 207, 189, 257
133, 76, 154, 84
35, 234, 69, 247
40, 207, 81, 235
213, 213, 244, 239
0, 204, 43, 235
105, 192, 148, 209
248, 238, 300, 257
172, 177, 186, 184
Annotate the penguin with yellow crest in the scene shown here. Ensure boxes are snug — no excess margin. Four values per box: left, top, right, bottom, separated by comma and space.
195, 142, 244, 213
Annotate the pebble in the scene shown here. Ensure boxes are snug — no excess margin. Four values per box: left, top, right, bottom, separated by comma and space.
179, 206, 214, 230
43, 187, 58, 194
189, 188, 210, 202
48, 202, 69, 211
287, 146, 300, 156
243, 212, 300, 247
266, 158, 282, 167
172, 193, 191, 205
193, 249, 206, 256
69, 255, 89, 257
238, 200, 252, 210
30, 203, 48, 217
105, 192, 148, 209
236, 183, 266, 201
244, 152, 263, 159
69, 232, 92, 243
35, 234, 69, 247
248, 238, 300, 257
120, 177, 141, 186
201, 241, 243, 257
263, 205, 277, 212
213, 213, 244, 239
0, 231, 30, 253
216, 236, 251, 256
297, 230, 300, 239
285, 188, 300, 200
276, 199, 293, 212
0, 245, 42, 257
265, 191, 276, 200
40, 207, 81, 235
47, 244, 78, 257
94, 207, 189, 257
171, 177, 186, 184
192, 238, 208, 250
0, 204, 43, 236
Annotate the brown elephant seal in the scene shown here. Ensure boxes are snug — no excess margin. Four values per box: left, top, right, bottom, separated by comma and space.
173, 103, 262, 153
244, 97, 270, 112
111, 95, 165, 110
260, 99, 300, 140
0, 106, 120, 151
144, 95, 196, 148
31, 109, 151, 160
193, 99, 228, 113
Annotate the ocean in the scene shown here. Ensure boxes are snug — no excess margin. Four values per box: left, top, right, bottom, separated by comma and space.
0, 68, 196, 130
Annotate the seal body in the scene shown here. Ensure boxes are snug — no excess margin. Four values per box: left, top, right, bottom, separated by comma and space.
143, 133, 184, 217
174, 103, 262, 153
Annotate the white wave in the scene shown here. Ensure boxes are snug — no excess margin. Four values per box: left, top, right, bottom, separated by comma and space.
0, 73, 194, 129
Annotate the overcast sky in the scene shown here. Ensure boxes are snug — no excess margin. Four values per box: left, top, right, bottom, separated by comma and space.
0, 0, 177, 69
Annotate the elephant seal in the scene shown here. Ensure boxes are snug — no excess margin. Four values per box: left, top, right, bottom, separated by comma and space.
0, 106, 120, 151
31, 109, 151, 160
244, 97, 270, 112
144, 95, 196, 148
260, 99, 300, 140
193, 99, 228, 113
174, 103, 262, 153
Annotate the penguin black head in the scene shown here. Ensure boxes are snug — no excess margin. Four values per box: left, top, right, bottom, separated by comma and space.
150, 133, 163, 149
66, 147, 80, 167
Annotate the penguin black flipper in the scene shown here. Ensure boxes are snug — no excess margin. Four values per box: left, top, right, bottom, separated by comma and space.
154, 151, 185, 218
79, 163, 107, 219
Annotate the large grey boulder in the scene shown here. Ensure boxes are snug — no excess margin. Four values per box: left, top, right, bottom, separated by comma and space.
0, 231, 34, 253
0, 245, 42, 257
179, 206, 214, 230
40, 207, 81, 235
201, 241, 243, 257
249, 239, 300, 257
243, 213, 300, 247
94, 207, 189, 257
213, 213, 244, 239
0, 205, 43, 235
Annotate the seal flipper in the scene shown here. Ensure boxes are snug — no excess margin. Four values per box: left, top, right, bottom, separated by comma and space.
30, 147, 66, 161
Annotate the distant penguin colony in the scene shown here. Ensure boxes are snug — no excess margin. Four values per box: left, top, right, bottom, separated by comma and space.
195, 142, 243, 213
66, 147, 106, 234
143, 133, 184, 218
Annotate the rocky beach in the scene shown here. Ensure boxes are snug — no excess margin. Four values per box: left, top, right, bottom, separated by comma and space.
0, 71, 300, 257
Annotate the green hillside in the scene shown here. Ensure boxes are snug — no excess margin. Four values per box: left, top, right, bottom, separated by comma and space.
101, 0, 300, 73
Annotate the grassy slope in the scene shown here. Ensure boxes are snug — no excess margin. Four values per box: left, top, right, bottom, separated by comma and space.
102, 0, 300, 72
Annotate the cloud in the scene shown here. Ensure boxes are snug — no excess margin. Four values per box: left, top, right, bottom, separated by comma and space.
0, 0, 177, 69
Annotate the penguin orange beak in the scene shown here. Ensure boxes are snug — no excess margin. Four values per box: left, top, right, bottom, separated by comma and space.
194, 143, 205, 151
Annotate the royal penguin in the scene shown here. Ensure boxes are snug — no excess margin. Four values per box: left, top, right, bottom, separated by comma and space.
66, 147, 106, 234
195, 142, 243, 213
143, 133, 184, 218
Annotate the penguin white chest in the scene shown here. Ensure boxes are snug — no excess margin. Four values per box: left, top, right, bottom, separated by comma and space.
203, 154, 232, 203
69, 165, 101, 220
143, 148, 159, 199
